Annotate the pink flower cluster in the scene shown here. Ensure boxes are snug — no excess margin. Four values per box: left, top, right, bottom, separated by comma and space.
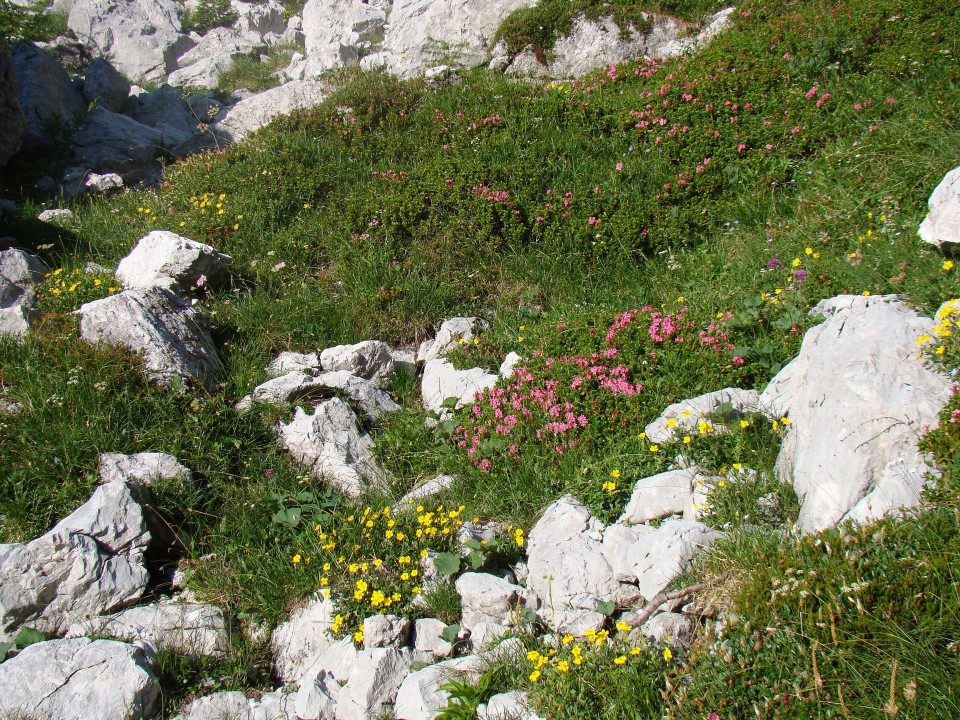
472, 185, 512, 205
372, 170, 408, 181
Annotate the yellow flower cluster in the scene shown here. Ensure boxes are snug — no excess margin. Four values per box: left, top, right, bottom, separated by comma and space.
38, 268, 120, 310
525, 625, 647, 684
182, 192, 243, 231
917, 299, 960, 357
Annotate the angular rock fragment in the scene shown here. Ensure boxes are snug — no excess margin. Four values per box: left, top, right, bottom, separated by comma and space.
77, 286, 223, 389
249, 370, 399, 420
645, 387, 760, 444
321, 339, 395, 386
421, 358, 498, 414
116, 230, 232, 294
271, 595, 336, 683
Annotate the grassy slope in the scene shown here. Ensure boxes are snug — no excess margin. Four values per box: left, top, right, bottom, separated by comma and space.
2, 0, 960, 716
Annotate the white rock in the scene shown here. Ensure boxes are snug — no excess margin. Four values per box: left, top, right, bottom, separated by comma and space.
0, 304, 36, 337
760, 295, 951, 533
393, 654, 486, 720
417, 317, 488, 364
645, 387, 760, 445
66, 600, 229, 657
84, 171, 124, 193
380, 0, 534, 77
276, 397, 384, 496
601, 523, 653, 583
167, 27, 265, 88
456, 572, 524, 629
412, 617, 454, 658
295, 668, 341, 720
421, 358, 498, 414
265, 351, 321, 377
250, 370, 399, 420
77, 287, 223, 389
389, 347, 417, 377
478, 691, 544, 720
300, 0, 389, 77
0, 247, 45, 338
98, 451, 193, 485
298, 636, 360, 685
526, 495, 619, 635
38, 208, 75, 224
498, 351, 521, 378
363, 614, 411, 649
271, 595, 336, 683
639, 611, 693, 649
624, 520, 721, 602
116, 230, 232, 294
320, 340, 395, 386
469, 621, 508, 649
214, 80, 328, 141
174, 689, 297, 720
68, 0, 194, 83
919, 164, 960, 247
618, 468, 696, 524
0, 480, 152, 640
0, 638, 158, 720
394, 474, 456, 511
335, 647, 414, 720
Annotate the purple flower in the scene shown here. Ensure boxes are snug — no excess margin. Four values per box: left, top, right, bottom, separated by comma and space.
767, 258, 782, 269
793, 269, 808, 283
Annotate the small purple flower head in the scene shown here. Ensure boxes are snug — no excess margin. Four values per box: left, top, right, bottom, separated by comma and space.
793, 269, 809, 283
767, 258, 782, 269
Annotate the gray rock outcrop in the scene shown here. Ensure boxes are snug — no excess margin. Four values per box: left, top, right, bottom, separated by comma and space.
760, 295, 952, 533
320, 339, 395, 386
214, 80, 328, 141
393, 654, 487, 720
0, 247, 46, 338
99, 451, 193, 485
0, 38, 26, 168
0, 638, 159, 720
77, 286, 223, 389
10, 40, 85, 148
83, 57, 131, 112
249, 369, 399, 420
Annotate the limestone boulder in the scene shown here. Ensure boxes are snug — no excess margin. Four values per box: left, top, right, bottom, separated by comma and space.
299, 0, 389, 76
478, 691, 545, 720
277, 398, 384, 496
421, 358, 498, 414
250, 369, 399, 420
417, 316, 488, 364
639, 611, 693, 649
618, 468, 696, 524
70, 106, 165, 181
98, 451, 193, 485
621, 520, 721, 602
10, 40, 85, 147
335, 647, 414, 720
265, 351, 321, 377
213, 80, 328, 141
167, 27, 265, 88
760, 295, 952, 533
83, 57, 130, 112
68, 0, 194, 83
363, 614, 411, 649
77, 286, 223, 389
0, 38, 26, 167
271, 595, 336, 683
645, 387, 760, 445
123, 84, 200, 150
456, 572, 526, 629
0, 638, 158, 720
393, 654, 487, 720
173, 689, 297, 720
320, 339, 395, 386
66, 600, 230, 657
526, 494, 619, 635
919, 165, 960, 248
115, 230, 232, 294
0, 247, 46, 336
394, 474, 456, 512
412, 617, 454, 658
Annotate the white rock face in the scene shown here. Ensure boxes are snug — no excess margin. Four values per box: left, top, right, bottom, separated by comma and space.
479, 691, 545, 720
321, 340, 395, 386
0, 479, 152, 641
601, 523, 653, 583
335, 647, 414, 720
167, 27, 265, 88
265, 351, 321, 377
421, 358, 498, 414
623, 520, 721, 602
526, 494, 619, 635
77, 286, 223, 389
645, 387, 760, 445
760, 295, 951, 533
456, 572, 525, 629
378, 0, 535, 77
0, 638, 158, 720
116, 230, 232, 294
250, 370, 399, 420
417, 316, 488, 364
214, 80, 328, 141
363, 614, 411, 649
618, 468, 696, 524
295, 668, 341, 720
393, 654, 486, 720
66, 600, 230, 657
499, 351, 521, 378
299, 0, 389, 76
639, 611, 693, 649
37, 207, 76, 224
919, 165, 960, 247
299, 636, 360, 686
68, 0, 194, 83
99, 451, 193, 485
470, 621, 508, 648
271, 595, 336, 683
276, 397, 384, 496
